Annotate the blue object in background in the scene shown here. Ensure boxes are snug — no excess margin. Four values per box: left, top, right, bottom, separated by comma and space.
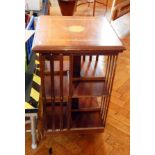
42, 0, 50, 15
25, 16, 35, 64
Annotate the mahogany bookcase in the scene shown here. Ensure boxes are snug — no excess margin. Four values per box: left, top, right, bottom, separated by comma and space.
32, 16, 125, 133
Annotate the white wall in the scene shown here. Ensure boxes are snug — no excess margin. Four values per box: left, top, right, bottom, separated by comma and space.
25, 0, 42, 11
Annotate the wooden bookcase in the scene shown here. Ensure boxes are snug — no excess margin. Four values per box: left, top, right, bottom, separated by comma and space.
32, 16, 125, 133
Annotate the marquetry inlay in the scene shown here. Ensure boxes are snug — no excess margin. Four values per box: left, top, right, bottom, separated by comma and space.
68, 25, 85, 33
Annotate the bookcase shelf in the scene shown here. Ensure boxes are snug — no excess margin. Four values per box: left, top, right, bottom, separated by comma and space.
45, 98, 104, 130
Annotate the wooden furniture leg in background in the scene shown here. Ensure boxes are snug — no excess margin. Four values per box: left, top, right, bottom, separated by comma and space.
30, 115, 37, 149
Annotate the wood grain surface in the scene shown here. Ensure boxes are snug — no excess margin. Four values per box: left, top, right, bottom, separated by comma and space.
32, 16, 125, 53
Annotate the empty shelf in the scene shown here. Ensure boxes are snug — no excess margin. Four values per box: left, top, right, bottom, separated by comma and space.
72, 81, 109, 97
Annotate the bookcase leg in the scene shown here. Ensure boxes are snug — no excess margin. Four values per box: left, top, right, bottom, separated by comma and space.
50, 56, 55, 131
67, 55, 74, 129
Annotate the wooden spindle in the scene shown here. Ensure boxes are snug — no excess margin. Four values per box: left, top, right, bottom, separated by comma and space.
39, 54, 47, 130
60, 54, 64, 130
68, 55, 73, 129
50, 55, 55, 131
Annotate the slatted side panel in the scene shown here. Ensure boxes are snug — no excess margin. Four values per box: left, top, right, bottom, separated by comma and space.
100, 54, 118, 126
42, 54, 67, 131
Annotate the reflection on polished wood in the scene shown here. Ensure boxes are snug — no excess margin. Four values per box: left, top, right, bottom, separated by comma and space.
32, 16, 125, 52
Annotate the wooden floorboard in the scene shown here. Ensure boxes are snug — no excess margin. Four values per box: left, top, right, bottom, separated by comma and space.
25, 1, 130, 154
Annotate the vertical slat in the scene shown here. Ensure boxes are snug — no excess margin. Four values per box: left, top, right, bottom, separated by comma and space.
83, 55, 85, 61
39, 54, 46, 104
100, 96, 104, 115
96, 55, 99, 61
104, 55, 110, 84
60, 54, 64, 130
107, 55, 115, 92
50, 55, 55, 131
89, 55, 92, 61
39, 54, 47, 130
68, 55, 73, 129
102, 95, 109, 121
105, 55, 112, 93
